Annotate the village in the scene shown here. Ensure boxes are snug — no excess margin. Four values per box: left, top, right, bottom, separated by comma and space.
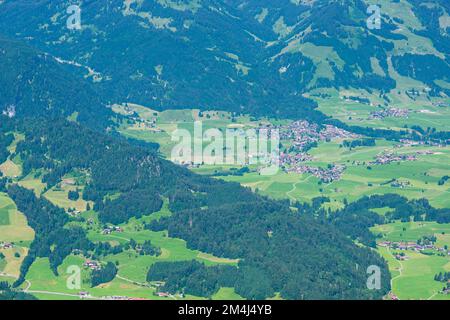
378, 241, 450, 258
371, 150, 434, 165
279, 120, 359, 151
286, 164, 346, 183
275, 120, 357, 182
117, 104, 162, 131
369, 107, 410, 120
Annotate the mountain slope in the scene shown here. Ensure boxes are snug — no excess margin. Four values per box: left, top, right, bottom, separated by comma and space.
0, 117, 390, 299
1, 0, 448, 120
0, 36, 113, 128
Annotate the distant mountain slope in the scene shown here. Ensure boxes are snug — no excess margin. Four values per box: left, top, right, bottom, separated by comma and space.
0, 36, 113, 128
0, 117, 390, 299
1, 0, 447, 120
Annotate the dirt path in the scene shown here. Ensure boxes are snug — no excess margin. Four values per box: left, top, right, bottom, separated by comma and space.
286, 176, 313, 201
386, 248, 404, 300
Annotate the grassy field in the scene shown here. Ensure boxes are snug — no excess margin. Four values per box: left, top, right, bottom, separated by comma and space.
17, 174, 47, 197
377, 247, 450, 300
0, 247, 29, 278
115, 106, 450, 209
88, 213, 239, 284
43, 185, 91, 212
212, 287, 244, 300
25, 253, 211, 300
0, 193, 34, 244
0, 133, 24, 178
115, 105, 269, 159
309, 87, 450, 132
221, 142, 450, 208
0, 195, 11, 225
23, 201, 239, 300
372, 221, 450, 300
371, 221, 450, 244
0, 256, 6, 272
0, 159, 21, 178
0, 193, 34, 278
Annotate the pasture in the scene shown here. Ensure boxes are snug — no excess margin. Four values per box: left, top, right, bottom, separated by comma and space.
0, 159, 21, 178
88, 216, 239, 284
373, 221, 450, 300
0, 193, 34, 243
310, 87, 450, 132
377, 247, 450, 300
0, 195, 11, 225
24, 200, 240, 300
212, 287, 244, 300
371, 221, 450, 245
17, 174, 47, 196
43, 185, 91, 212
222, 141, 450, 208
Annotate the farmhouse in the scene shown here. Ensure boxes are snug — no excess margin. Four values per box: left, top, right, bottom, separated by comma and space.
83, 260, 101, 271
0, 242, 13, 249
102, 226, 124, 234
155, 292, 170, 297
394, 254, 409, 261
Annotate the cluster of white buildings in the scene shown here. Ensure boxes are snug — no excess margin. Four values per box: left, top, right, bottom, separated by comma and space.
286, 164, 346, 183
369, 107, 409, 120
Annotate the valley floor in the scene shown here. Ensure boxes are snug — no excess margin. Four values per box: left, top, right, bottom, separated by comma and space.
1, 106, 449, 300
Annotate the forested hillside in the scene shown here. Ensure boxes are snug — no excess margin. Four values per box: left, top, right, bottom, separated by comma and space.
0, 36, 113, 128
0, 0, 448, 120
0, 0, 448, 301
0, 117, 390, 299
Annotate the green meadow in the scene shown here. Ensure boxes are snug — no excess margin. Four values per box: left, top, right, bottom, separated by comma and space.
117, 106, 450, 209
4, 105, 449, 300
22, 200, 239, 300
372, 221, 450, 300
221, 141, 450, 208
0, 193, 34, 244
310, 86, 450, 132
371, 221, 450, 244
0, 194, 12, 225
88, 213, 239, 284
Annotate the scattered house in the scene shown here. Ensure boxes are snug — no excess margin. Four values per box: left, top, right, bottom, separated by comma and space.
378, 241, 392, 248
102, 226, 124, 235
0, 242, 13, 249
389, 292, 399, 300
102, 228, 112, 235
155, 292, 170, 297
286, 164, 346, 183
2, 105, 16, 118
391, 180, 411, 189
380, 241, 448, 255
83, 260, 101, 271
68, 209, 81, 217
152, 281, 164, 288
369, 107, 409, 120
394, 254, 409, 261
106, 296, 129, 300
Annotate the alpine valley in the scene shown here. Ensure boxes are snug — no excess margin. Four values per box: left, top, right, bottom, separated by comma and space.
0, 0, 449, 301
